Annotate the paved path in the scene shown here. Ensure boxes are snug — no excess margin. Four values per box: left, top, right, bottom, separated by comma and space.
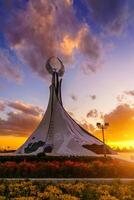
0, 178, 134, 183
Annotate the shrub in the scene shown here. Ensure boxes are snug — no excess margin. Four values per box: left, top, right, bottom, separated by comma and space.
0, 158, 134, 178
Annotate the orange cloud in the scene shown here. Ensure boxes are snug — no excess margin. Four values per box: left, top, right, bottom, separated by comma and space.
0, 111, 41, 137
60, 35, 79, 56
7, 100, 43, 116
0, 112, 41, 136
0, 0, 102, 80
87, 109, 98, 118
0, 100, 43, 137
60, 25, 102, 64
104, 104, 134, 141
80, 120, 96, 134
65, 0, 73, 6
80, 104, 134, 146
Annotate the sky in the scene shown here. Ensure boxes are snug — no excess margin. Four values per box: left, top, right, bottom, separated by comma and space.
0, 0, 134, 149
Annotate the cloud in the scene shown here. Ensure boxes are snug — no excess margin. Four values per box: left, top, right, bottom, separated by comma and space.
80, 120, 96, 133
89, 95, 96, 100
0, 100, 44, 137
67, 111, 74, 117
0, 101, 6, 111
124, 90, 134, 96
86, 0, 129, 35
70, 94, 78, 101
117, 91, 134, 106
7, 101, 43, 116
116, 94, 125, 103
86, 109, 98, 118
65, 0, 73, 6
0, 49, 22, 82
0, 111, 41, 137
0, 101, 43, 136
104, 104, 134, 141
0, 0, 103, 79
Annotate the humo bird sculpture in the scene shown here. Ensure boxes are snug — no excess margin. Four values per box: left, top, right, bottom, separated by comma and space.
15, 57, 114, 156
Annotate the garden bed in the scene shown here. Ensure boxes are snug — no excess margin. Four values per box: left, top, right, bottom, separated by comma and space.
0, 158, 134, 178
0, 180, 134, 199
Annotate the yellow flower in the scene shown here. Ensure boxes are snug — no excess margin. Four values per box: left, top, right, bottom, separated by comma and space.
97, 184, 111, 196
0, 185, 5, 195
100, 195, 119, 200
13, 197, 36, 200
45, 185, 63, 195
59, 194, 80, 200
0, 196, 5, 200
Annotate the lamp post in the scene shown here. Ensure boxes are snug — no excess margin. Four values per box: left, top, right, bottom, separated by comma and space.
96, 122, 109, 158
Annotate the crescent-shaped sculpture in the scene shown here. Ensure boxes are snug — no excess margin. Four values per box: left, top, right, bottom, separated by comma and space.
15, 56, 115, 156
46, 57, 65, 77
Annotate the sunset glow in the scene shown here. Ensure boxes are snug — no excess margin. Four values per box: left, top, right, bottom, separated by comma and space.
108, 140, 134, 149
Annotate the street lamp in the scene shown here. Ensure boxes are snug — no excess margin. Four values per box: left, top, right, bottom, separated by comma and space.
96, 122, 109, 158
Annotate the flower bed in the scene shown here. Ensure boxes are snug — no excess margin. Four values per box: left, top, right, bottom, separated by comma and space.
0, 159, 134, 178
0, 181, 134, 199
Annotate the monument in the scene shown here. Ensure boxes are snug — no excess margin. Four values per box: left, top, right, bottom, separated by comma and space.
16, 57, 114, 156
